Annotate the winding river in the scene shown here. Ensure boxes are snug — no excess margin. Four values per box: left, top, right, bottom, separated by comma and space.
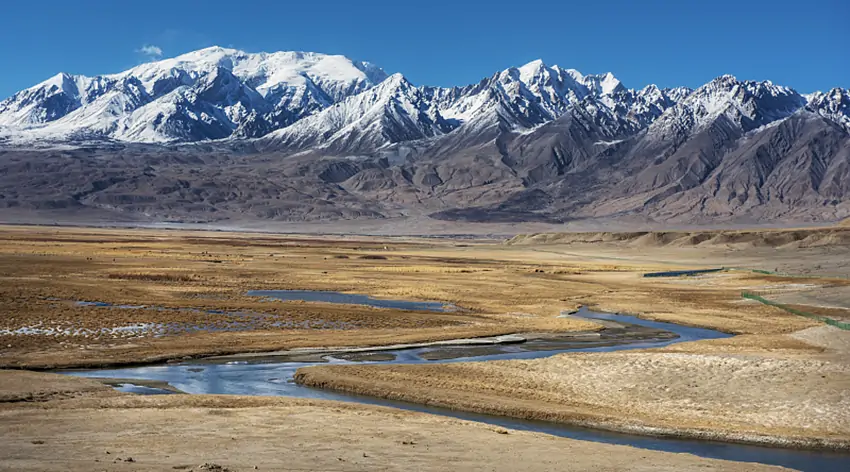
64, 294, 849, 471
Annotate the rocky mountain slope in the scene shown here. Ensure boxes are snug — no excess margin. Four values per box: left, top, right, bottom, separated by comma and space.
0, 47, 387, 142
0, 47, 848, 227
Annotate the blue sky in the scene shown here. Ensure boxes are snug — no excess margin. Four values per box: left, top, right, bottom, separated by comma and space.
2, 0, 847, 99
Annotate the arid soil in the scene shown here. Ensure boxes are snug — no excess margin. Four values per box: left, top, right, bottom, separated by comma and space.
0, 372, 790, 472
0, 370, 121, 403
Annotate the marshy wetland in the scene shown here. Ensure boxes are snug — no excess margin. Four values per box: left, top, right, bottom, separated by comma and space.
2, 224, 850, 471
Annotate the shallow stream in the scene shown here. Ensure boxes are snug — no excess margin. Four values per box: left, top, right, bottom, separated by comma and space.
65, 292, 849, 471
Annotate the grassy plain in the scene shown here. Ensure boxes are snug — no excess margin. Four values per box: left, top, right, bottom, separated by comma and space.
1, 224, 846, 371
2, 224, 849, 463
297, 327, 850, 449
0, 225, 607, 368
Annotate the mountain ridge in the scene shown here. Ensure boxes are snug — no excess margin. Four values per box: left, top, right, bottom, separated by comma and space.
0, 46, 389, 143
0, 47, 849, 227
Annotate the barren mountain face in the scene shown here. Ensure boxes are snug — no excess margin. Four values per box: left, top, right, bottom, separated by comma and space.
1, 48, 848, 226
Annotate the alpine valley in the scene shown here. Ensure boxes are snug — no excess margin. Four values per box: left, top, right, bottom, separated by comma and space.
1, 46, 849, 228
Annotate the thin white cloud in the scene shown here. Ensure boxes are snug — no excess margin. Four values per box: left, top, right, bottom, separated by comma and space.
137, 44, 163, 59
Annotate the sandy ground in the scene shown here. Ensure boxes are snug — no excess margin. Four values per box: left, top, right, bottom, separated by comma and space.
0, 372, 790, 472
0, 370, 121, 402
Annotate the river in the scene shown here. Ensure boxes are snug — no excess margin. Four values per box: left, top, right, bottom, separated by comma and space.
63, 294, 849, 471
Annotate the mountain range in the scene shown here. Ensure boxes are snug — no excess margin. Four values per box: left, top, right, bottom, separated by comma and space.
1, 46, 848, 228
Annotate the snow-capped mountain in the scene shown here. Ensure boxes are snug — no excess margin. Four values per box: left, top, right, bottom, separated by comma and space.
260, 74, 455, 154
643, 75, 807, 141
807, 88, 850, 131
2, 47, 850, 226
2, 48, 846, 151
0, 47, 388, 142
423, 61, 635, 133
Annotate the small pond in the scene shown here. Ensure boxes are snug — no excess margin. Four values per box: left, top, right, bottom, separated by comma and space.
247, 290, 456, 312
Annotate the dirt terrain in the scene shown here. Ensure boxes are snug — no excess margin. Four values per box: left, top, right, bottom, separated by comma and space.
0, 372, 790, 472
2, 224, 849, 469
0, 370, 121, 403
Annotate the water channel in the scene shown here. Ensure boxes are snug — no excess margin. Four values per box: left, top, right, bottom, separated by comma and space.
64, 292, 849, 471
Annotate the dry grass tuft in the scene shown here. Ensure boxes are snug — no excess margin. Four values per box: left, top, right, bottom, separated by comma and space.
296, 346, 850, 450
107, 272, 200, 282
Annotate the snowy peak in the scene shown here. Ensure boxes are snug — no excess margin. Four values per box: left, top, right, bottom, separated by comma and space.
593, 84, 688, 131
662, 86, 694, 103
579, 71, 624, 96
599, 73, 623, 95
438, 61, 680, 139
429, 61, 631, 133
2, 50, 849, 149
647, 75, 807, 137
364, 73, 415, 99
122, 47, 390, 123
127, 46, 387, 100
0, 73, 84, 126
807, 88, 850, 131
0, 46, 390, 142
516, 59, 547, 83
256, 60, 686, 155
505, 61, 623, 98
259, 73, 453, 153
694, 75, 804, 126
551, 68, 624, 97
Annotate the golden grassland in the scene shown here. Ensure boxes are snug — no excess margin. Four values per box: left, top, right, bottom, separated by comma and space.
296, 329, 850, 450
1, 224, 850, 467
0, 225, 599, 368
289, 235, 850, 450
1, 224, 846, 368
